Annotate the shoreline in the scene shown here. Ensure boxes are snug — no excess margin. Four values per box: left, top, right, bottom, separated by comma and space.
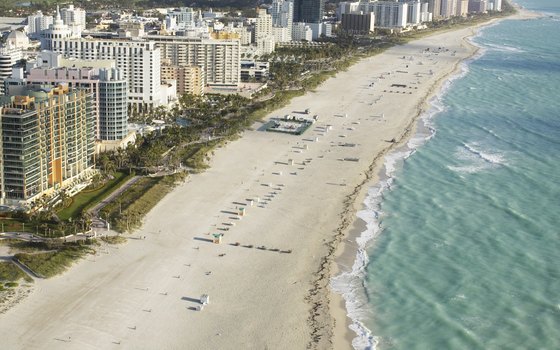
328, 6, 543, 350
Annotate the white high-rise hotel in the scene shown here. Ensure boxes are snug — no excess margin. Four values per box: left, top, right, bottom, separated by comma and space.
42, 8, 165, 111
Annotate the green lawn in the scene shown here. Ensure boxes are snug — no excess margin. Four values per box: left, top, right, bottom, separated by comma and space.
101, 173, 185, 233
57, 171, 133, 221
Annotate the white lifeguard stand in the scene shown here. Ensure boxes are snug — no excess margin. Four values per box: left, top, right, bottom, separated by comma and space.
200, 294, 210, 305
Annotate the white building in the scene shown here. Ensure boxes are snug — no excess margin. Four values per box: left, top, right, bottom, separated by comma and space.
6, 31, 30, 49
440, 0, 457, 18
292, 22, 313, 41
166, 7, 201, 30
272, 26, 292, 43
488, 0, 502, 11
336, 2, 361, 21
406, 0, 432, 25
306, 22, 332, 40
25, 11, 53, 39
338, 1, 430, 27
255, 9, 275, 55
42, 38, 166, 111
40, 7, 75, 51
0, 44, 23, 95
270, 0, 294, 32
370, 1, 408, 29
256, 8, 273, 38
98, 68, 128, 141
60, 4, 86, 36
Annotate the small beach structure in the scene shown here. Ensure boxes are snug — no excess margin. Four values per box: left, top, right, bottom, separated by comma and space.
212, 233, 223, 244
264, 116, 314, 135
200, 294, 210, 305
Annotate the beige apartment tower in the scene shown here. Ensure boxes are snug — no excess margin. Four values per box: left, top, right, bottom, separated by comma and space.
0, 85, 95, 206
161, 63, 204, 96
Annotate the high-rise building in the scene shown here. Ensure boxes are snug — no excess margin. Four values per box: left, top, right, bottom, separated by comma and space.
166, 7, 201, 30
440, 0, 458, 18
468, 0, 488, 13
256, 9, 273, 39
0, 85, 95, 206
40, 7, 74, 50
292, 22, 313, 41
146, 35, 241, 88
487, 0, 502, 11
98, 68, 128, 141
60, 4, 86, 36
428, 0, 442, 19
370, 1, 409, 28
25, 11, 53, 39
255, 9, 275, 55
294, 0, 325, 23
5, 58, 129, 144
270, 0, 294, 28
0, 44, 23, 95
336, 2, 361, 21
341, 13, 375, 34
161, 63, 204, 96
42, 31, 165, 111
456, 0, 469, 16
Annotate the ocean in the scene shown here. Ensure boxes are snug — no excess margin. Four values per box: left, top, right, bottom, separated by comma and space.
332, 1, 560, 349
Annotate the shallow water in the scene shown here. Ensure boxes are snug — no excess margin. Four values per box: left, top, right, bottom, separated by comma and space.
335, 2, 560, 349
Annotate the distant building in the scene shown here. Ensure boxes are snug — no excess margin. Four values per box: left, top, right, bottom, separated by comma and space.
5, 64, 129, 144
370, 1, 408, 28
428, 0, 441, 19
146, 35, 241, 88
41, 33, 167, 111
456, 0, 470, 16
0, 44, 23, 95
341, 13, 375, 34
40, 7, 75, 50
25, 11, 53, 39
166, 7, 202, 31
6, 31, 30, 49
294, 0, 325, 23
270, 0, 294, 42
240, 61, 270, 82
161, 63, 204, 96
255, 9, 276, 55
292, 22, 313, 41
98, 68, 128, 141
60, 4, 86, 36
270, 0, 294, 28
440, 0, 457, 18
0, 85, 95, 206
487, 0, 502, 11
306, 22, 332, 40
468, 0, 488, 13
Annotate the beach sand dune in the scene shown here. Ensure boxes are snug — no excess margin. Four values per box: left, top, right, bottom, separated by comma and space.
0, 24, 502, 349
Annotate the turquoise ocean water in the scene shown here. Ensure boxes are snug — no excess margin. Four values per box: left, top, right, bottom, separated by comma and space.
332, 1, 560, 349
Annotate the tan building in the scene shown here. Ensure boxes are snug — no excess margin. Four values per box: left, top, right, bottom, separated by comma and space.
161, 63, 204, 96
0, 85, 95, 206
146, 35, 241, 88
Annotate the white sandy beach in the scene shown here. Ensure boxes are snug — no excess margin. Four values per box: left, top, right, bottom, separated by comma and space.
0, 10, 538, 349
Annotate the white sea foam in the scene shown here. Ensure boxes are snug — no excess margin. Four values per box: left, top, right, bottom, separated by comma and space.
448, 142, 507, 174
483, 42, 525, 53
463, 142, 506, 165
